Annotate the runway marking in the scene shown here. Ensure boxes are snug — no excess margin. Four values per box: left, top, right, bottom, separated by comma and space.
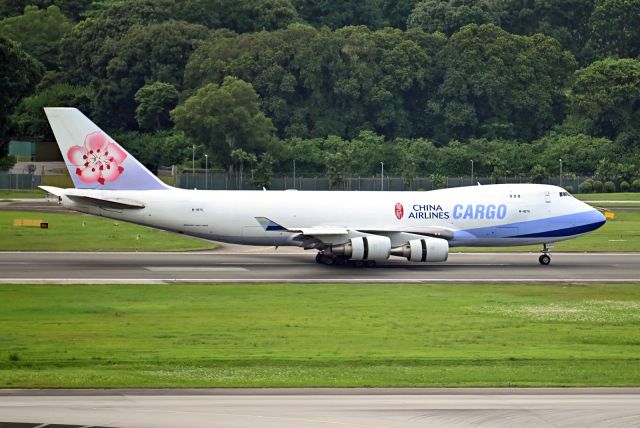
1, 251, 640, 256
144, 267, 248, 272
2, 278, 640, 284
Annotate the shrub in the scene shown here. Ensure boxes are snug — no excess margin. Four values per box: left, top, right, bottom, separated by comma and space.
604, 181, 616, 193
620, 181, 630, 192
632, 179, 640, 192
592, 180, 604, 193
565, 185, 574, 193
8, 352, 19, 362
579, 179, 593, 193
0, 155, 17, 171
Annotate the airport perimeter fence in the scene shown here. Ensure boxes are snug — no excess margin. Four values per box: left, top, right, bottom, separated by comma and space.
0, 171, 588, 192
0, 173, 43, 190
175, 172, 588, 192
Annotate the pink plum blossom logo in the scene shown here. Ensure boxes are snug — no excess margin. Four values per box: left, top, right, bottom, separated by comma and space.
67, 132, 127, 185
395, 202, 404, 220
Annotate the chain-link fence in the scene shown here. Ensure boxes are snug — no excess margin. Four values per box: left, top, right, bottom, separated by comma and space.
175, 172, 588, 192
0, 170, 589, 192
0, 173, 43, 190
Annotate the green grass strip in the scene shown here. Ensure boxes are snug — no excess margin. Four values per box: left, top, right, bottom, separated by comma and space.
0, 211, 215, 251
1, 283, 639, 387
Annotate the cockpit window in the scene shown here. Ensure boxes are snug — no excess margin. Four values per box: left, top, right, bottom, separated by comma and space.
559, 191, 572, 197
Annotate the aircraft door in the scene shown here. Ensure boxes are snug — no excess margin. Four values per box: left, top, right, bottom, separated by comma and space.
545, 191, 551, 203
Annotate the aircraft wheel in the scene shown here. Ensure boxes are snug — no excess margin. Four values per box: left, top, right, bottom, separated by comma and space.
320, 255, 335, 265
352, 260, 365, 268
334, 256, 347, 266
365, 260, 377, 268
315, 253, 323, 264
539, 254, 551, 265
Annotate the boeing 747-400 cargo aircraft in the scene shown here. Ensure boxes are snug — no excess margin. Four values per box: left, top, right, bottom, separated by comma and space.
40, 108, 606, 266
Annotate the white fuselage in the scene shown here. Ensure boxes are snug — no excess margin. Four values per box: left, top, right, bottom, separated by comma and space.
59, 183, 605, 248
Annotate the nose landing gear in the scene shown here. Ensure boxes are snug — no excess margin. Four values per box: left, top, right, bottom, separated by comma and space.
539, 243, 553, 265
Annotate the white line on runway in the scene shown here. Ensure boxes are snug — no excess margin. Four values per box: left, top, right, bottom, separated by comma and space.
1, 251, 640, 256
2, 278, 640, 284
144, 267, 248, 272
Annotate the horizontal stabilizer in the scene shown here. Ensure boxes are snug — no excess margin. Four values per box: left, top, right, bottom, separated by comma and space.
66, 195, 145, 209
39, 186, 65, 197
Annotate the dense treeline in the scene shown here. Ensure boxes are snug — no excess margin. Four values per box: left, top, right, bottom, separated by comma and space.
1, 0, 639, 188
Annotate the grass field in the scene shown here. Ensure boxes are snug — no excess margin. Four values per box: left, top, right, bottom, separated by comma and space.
0, 190, 47, 200
1, 283, 639, 388
0, 211, 215, 251
576, 192, 640, 201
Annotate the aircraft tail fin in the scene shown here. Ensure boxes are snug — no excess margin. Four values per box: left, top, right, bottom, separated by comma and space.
44, 107, 168, 190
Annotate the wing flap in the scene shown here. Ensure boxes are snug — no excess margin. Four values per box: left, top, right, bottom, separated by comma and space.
255, 217, 348, 235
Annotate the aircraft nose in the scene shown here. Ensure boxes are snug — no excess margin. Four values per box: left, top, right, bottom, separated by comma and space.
590, 208, 607, 231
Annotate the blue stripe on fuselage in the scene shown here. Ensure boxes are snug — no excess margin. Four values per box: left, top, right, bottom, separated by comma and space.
453, 210, 606, 240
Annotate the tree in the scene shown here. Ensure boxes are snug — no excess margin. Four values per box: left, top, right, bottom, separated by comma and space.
591, 0, 640, 58
501, 0, 596, 65
252, 152, 275, 188
134, 82, 179, 131
54, 0, 93, 21
407, 0, 504, 35
569, 58, 640, 142
59, 0, 180, 85
532, 133, 615, 175
0, 5, 73, 69
178, 0, 299, 32
230, 148, 256, 188
291, 0, 386, 29
185, 25, 444, 140
90, 20, 209, 128
10, 83, 94, 141
0, 35, 44, 157
172, 77, 275, 172
0, 1, 34, 18
114, 130, 192, 172
431, 24, 576, 142
529, 164, 549, 183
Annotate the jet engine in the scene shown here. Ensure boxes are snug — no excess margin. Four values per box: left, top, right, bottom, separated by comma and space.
390, 237, 449, 262
331, 235, 391, 261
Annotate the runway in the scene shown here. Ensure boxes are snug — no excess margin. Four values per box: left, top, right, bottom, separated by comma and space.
1, 388, 640, 427
1, 250, 640, 283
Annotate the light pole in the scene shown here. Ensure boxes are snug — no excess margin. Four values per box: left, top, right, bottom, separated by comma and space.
380, 162, 384, 191
293, 159, 296, 190
205, 154, 208, 190
192, 145, 195, 187
559, 158, 563, 188
471, 160, 474, 185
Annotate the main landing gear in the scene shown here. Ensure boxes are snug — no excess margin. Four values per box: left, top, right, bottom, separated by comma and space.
539, 243, 553, 265
315, 252, 376, 267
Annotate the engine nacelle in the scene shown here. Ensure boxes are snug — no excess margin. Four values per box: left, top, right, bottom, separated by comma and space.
390, 237, 449, 262
331, 235, 391, 261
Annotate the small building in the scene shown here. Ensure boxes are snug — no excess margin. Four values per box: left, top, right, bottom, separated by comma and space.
8, 140, 36, 161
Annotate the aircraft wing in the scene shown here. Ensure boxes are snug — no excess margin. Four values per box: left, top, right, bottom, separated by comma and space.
254, 217, 455, 244
255, 217, 348, 235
